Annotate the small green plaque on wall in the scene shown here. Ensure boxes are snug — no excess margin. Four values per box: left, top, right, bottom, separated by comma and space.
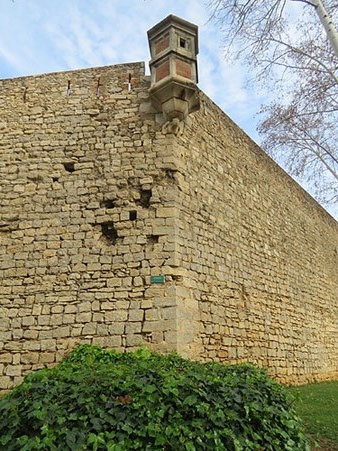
150, 275, 165, 284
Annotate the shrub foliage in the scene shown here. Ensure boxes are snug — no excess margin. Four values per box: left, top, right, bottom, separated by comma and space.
0, 345, 309, 450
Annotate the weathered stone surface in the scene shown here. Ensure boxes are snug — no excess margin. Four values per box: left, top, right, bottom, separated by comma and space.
174, 93, 338, 385
0, 61, 337, 394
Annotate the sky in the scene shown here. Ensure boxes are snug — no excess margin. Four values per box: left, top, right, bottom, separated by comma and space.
0, 0, 337, 219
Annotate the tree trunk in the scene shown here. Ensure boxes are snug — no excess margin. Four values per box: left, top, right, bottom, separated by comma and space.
301, 0, 338, 58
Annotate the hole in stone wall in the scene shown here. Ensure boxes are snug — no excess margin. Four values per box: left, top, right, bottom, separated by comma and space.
96, 77, 101, 97
63, 162, 75, 173
52, 177, 59, 182
165, 169, 176, 180
129, 210, 137, 221
147, 235, 159, 245
136, 189, 152, 208
66, 80, 71, 96
101, 199, 116, 209
101, 221, 118, 245
180, 38, 186, 48
28, 175, 44, 183
142, 332, 152, 342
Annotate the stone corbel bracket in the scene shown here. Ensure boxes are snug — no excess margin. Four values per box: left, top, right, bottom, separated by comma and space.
149, 76, 200, 123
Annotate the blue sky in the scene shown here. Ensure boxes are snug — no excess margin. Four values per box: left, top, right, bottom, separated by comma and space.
0, 0, 263, 141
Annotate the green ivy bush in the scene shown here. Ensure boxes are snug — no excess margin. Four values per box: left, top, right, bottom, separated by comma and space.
0, 345, 309, 450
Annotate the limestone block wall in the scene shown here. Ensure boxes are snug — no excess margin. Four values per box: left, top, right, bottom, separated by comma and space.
1, 61, 337, 392
174, 94, 338, 384
0, 63, 183, 392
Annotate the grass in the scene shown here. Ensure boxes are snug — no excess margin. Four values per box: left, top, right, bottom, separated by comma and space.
287, 380, 338, 449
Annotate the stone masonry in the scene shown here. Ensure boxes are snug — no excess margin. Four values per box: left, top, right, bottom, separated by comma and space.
0, 61, 337, 392
174, 98, 338, 384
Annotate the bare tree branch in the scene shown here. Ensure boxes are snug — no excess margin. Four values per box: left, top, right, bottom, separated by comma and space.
208, 0, 338, 207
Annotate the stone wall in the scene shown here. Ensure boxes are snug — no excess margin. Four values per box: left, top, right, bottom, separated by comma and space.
174, 94, 338, 384
0, 63, 183, 392
0, 61, 337, 392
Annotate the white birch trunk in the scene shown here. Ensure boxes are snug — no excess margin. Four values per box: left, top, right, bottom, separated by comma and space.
305, 0, 338, 58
